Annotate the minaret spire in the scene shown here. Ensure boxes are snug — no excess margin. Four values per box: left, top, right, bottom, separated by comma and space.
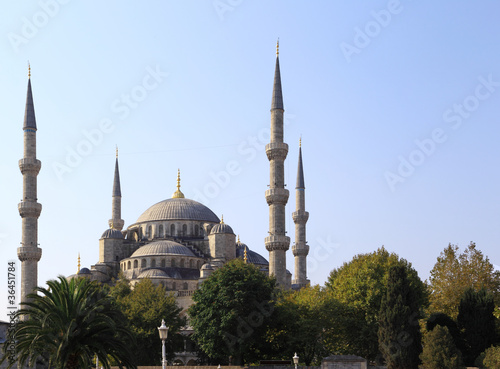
265, 41, 290, 288
109, 148, 124, 230
292, 140, 309, 288
18, 66, 42, 304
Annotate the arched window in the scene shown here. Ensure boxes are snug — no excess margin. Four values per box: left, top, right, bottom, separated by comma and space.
180, 259, 185, 268
147, 225, 152, 238
171, 259, 176, 267
172, 282, 177, 290
194, 224, 199, 236
182, 224, 187, 236
161, 259, 166, 267
158, 225, 164, 237
127, 261, 131, 270
151, 259, 156, 267
133, 260, 138, 268
197, 260, 202, 269
171, 224, 175, 236
141, 259, 146, 268
190, 260, 194, 268
183, 282, 188, 290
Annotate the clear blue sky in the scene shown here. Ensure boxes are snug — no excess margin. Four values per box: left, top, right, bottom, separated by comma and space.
1, 1, 500, 321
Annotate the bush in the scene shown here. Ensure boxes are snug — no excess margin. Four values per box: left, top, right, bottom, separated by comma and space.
420, 325, 461, 369
483, 346, 500, 369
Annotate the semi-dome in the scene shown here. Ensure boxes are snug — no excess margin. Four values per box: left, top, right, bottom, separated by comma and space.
78, 267, 92, 275
131, 240, 196, 258
138, 269, 170, 279
135, 198, 220, 224
101, 228, 124, 239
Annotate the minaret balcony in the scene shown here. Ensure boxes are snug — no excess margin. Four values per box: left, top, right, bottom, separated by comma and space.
265, 142, 288, 161
265, 188, 289, 205
19, 158, 41, 175
17, 246, 42, 262
292, 243, 309, 256
18, 201, 42, 218
265, 235, 290, 251
292, 210, 309, 223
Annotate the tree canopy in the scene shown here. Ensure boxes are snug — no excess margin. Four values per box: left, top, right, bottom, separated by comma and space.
188, 259, 276, 365
420, 325, 461, 369
325, 247, 427, 361
112, 278, 186, 366
0, 276, 136, 369
427, 242, 500, 318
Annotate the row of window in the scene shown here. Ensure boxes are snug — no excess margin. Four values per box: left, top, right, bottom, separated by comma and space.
121, 258, 202, 270
141, 223, 204, 239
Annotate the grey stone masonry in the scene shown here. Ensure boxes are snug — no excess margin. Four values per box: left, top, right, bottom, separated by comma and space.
18, 76, 42, 304
292, 145, 309, 287
265, 50, 290, 288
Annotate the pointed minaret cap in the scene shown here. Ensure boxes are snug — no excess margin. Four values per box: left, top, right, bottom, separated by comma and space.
23, 63, 37, 130
112, 147, 122, 197
296, 139, 305, 189
77, 253, 81, 274
172, 169, 185, 198
271, 39, 284, 111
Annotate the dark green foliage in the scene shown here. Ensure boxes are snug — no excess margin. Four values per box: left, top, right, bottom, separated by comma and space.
113, 278, 186, 366
457, 288, 496, 366
420, 325, 461, 369
426, 312, 463, 353
378, 265, 422, 369
0, 276, 136, 369
483, 346, 500, 369
188, 259, 276, 365
326, 247, 428, 361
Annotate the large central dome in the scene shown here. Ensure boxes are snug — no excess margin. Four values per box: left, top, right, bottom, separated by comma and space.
135, 198, 220, 224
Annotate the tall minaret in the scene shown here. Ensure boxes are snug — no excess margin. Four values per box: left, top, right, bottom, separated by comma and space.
265, 40, 290, 287
292, 139, 309, 288
17, 65, 42, 303
109, 147, 124, 230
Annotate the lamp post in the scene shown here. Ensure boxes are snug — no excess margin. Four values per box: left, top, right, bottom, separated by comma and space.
293, 353, 299, 369
158, 319, 169, 369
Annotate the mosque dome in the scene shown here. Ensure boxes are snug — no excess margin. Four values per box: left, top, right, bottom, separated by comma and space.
210, 222, 234, 235
78, 267, 92, 275
135, 198, 220, 224
101, 228, 124, 239
131, 240, 197, 258
236, 241, 269, 266
138, 268, 170, 279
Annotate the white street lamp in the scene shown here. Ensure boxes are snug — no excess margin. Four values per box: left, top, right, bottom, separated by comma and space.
158, 319, 169, 369
293, 353, 299, 369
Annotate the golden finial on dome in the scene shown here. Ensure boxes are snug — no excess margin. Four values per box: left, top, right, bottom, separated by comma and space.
28, 62, 31, 79
244, 246, 248, 264
276, 38, 279, 56
77, 253, 81, 273
172, 168, 185, 198
237, 235, 240, 243
220, 215, 224, 224
110, 221, 115, 230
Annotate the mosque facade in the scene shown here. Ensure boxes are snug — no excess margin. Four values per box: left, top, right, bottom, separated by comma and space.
18, 45, 311, 327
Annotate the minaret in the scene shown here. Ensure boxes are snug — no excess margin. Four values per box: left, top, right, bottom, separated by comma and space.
17, 65, 42, 303
292, 139, 309, 288
265, 40, 290, 287
109, 147, 124, 230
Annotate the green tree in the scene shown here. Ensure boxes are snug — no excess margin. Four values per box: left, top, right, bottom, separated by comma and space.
0, 276, 136, 369
426, 313, 462, 353
483, 346, 500, 369
427, 242, 500, 318
378, 265, 422, 369
325, 247, 427, 362
188, 259, 276, 365
114, 278, 186, 366
457, 288, 496, 366
420, 325, 461, 369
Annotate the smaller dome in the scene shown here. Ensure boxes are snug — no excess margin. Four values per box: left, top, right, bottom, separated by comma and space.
131, 240, 196, 257
138, 269, 170, 279
210, 223, 234, 235
201, 263, 214, 271
101, 228, 124, 239
78, 267, 91, 275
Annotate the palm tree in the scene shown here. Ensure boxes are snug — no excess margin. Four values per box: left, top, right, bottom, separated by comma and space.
1, 276, 137, 369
